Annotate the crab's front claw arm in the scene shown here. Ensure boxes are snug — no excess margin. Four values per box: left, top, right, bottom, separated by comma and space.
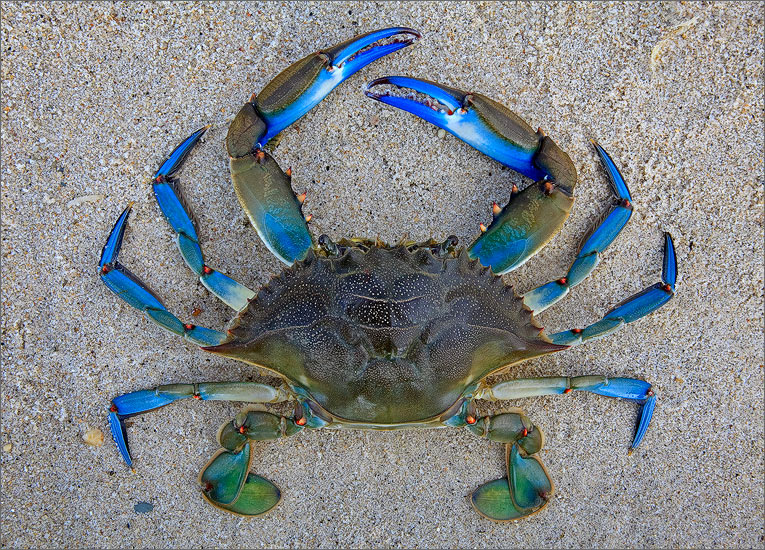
365, 76, 577, 274
226, 28, 420, 265
227, 27, 421, 155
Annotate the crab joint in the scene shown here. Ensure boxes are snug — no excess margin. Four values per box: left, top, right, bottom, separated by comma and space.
202, 265, 213, 275
296, 192, 306, 203
479, 223, 487, 232
492, 202, 502, 216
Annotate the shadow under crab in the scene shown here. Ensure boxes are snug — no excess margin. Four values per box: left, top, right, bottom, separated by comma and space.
100, 27, 676, 521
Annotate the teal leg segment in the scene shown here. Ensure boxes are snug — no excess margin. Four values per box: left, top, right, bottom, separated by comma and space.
549, 233, 677, 346
523, 141, 634, 313
466, 410, 554, 521
108, 381, 289, 467
477, 375, 656, 450
364, 76, 579, 275
99, 205, 226, 346
202, 409, 304, 516
152, 128, 255, 310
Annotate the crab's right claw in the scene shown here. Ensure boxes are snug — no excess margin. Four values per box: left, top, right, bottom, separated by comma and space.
226, 28, 420, 266
365, 77, 577, 274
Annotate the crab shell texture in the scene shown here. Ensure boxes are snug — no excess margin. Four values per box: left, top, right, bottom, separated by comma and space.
206, 243, 564, 426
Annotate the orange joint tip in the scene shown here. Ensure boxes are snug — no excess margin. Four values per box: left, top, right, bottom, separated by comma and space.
304, 214, 313, 223
285, 167, 292, 177
479, 223, 487, 232
492, 202, 502, 216
563, 388, 573, 394
296, 192, 307, 203
295, 417, 307, 426
466, 415, 477, 425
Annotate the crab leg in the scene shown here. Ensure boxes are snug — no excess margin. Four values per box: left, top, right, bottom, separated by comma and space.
226, 28, 420, 265
152, 127, 256, 311
364, 76, 577, 274
549, 232, 677, 346
99, 205, 227, 347
523, 141, 633, 313
200, 410, 304, 516
475, 375, 656, 450
446, 404, 553, 521
108, 381, 290, 468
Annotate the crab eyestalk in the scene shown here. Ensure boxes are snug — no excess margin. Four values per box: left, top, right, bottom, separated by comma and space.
364, 76, 577, 274
225, 28, 421, 265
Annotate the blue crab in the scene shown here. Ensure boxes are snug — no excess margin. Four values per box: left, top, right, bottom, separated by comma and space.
100, 28, 677, 520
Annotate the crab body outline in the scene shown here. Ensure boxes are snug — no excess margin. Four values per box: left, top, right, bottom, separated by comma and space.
100, 28, 676, 520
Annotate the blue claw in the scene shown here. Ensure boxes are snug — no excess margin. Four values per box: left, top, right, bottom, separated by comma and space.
255, 28, 421, 146
364, 76, 547, 181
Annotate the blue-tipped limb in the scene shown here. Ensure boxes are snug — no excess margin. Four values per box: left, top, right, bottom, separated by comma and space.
152, 128, 256, 310
549, 233, 677, 346
523, 141, 634, 313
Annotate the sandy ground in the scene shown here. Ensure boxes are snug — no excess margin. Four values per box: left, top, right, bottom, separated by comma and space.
1, 2, 763, 548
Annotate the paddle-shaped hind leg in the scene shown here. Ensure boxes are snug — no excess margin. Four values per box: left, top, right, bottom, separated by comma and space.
447, 404, 553, 521
200, 409, 304, 516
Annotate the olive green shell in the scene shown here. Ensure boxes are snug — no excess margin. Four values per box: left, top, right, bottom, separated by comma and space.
206, 244, 564, 424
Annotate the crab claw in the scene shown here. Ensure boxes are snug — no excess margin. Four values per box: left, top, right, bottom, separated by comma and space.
228, 27, 421, 154
364, 76, 576, 189
365, 77, 577, 274
226, 28, 419, 265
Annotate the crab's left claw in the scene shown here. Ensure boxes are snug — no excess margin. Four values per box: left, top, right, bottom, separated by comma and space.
226, 28, 420, 266
365, 76, 577, 274
227, 28, 422, 156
